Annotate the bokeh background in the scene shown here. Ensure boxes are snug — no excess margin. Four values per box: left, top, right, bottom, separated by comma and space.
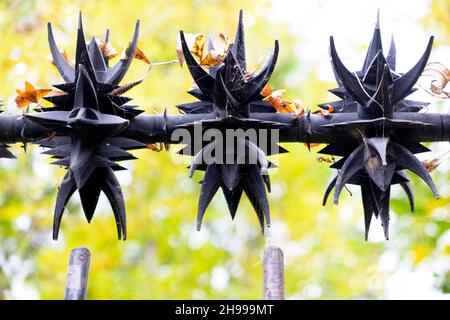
0, 0, 449, 299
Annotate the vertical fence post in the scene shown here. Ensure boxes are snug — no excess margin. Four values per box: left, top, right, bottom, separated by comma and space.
263, 245, 285, 300
64, 247, 91, 300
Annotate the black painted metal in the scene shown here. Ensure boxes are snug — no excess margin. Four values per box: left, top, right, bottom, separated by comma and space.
0, 11, 447, 240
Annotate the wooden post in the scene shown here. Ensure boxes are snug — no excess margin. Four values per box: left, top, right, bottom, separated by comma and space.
263, 245, 285, 300
64, 247, 91, 300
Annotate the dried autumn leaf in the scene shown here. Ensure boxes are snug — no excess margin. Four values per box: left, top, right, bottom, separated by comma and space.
176, 33, 205, 67
421, 149, 450, 172
312, 105, 334, 117
199, 50, 226, 67
263, 89, 290, 113
316, 155, 334, 163
15, 81, 52, 108
260, 84, 273, 97
421, 62, 450, 98
303, 143, 320, 149
120, 42, 150, 64
218, 33, 229, 49
191, 34, 205, 61
97, 40, 118, 60
145, 143, 163, 152
134, 46, 151, 64
291, 99, 305, 119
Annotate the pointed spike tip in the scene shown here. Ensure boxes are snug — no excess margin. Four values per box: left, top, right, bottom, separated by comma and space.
78, 11, 83, 29
376, 9, 380, 29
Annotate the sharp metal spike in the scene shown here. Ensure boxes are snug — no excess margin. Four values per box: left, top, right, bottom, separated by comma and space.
197, 164, 221, 230
48, 22, 75, 82
392, 37, 434, 105
334, 145, 365, 204
391, 142, 439, 198
53, 171, 77, 240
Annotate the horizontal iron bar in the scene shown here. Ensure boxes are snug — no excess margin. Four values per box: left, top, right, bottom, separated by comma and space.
0, 112, 449, 145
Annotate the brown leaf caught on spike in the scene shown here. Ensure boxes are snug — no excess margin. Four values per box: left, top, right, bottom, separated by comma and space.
120, 43, 150, 64
199, 50, 226, 67
262, 88, 305, 117
15, 82, 52, 108
145, 143, 163, 152
303, 143, 320, 149
97, 40, 118, 60
191, 34, 205, 61
421, 149, 450, 172
176, 33, 205, 67
260, 84, 273, 97
316, 155, 334, 163
133, 46, 151, 64
312, 105, 334, 117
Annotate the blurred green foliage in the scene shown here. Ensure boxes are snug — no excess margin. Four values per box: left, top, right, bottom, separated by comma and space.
0, 0, 448, 299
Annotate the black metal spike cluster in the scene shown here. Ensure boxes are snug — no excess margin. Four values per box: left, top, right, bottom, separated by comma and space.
0, 10, 447, 241
319, 13, 439, 240
177, 10, 287, 232
24, 13, 146, 240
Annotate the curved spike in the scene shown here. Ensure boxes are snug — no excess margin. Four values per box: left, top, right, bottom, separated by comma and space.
263, 174, 271, 193
362, 10, 383, 73
323, 170, 338, 206
245, 139, 269, 175
189, 139, 221, 178
243, 40, 279, 102
231, 9, 246, 71
105, 20, 140, 86
396, 170, 414, 213
47, 23, 75, 82
242, 165, 270, 232
101, 167, 127, 240
391, 142, 439, 198
333, 145, 365, 204
197, 164, 221, 230
53, 171, 77, 240
387, 35, 396, 71
329, 37, 370, 106
179, 30, 215, 96
392, 37, 434, 104
74, 64, 98, 110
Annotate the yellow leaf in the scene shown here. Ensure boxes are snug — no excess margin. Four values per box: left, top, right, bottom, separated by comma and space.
120, 43, 150, 63
199, 50, 225, 67
15, 82, 52, 108
134, 46, 151, 64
